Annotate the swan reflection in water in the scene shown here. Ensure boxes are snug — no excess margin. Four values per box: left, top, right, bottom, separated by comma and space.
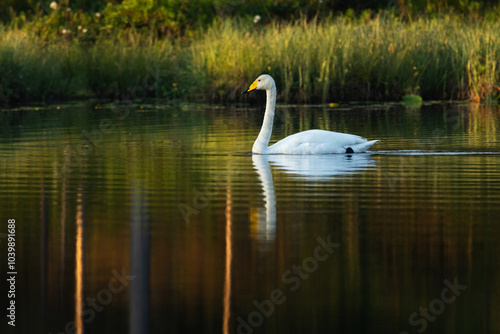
251, 154, 378, 241
266, 153, 378, 181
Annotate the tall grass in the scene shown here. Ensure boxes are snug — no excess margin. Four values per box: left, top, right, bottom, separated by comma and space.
1, 15, 499, 105
194, 16, 500, 103
0, 28, 84, 102
0, 27, 183, 104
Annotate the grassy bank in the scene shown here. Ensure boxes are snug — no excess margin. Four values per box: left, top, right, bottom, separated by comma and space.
1, 15, 499, 105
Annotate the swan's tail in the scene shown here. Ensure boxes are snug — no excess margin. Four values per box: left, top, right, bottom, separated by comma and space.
349, 140, 380, 153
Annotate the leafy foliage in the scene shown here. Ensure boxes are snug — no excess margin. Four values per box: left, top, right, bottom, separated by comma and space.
3, 0, 500, 37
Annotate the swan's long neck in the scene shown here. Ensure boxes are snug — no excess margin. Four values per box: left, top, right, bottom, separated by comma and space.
252, 84, 276, 154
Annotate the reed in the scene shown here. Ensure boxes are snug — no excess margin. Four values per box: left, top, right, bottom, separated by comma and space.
193, 16, 500, 103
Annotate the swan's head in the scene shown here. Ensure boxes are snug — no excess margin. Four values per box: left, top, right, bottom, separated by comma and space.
241, 74, 275, 94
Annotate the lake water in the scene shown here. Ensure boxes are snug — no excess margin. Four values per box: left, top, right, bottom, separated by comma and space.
1, 101, 500, 334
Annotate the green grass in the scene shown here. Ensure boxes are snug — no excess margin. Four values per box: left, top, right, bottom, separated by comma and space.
1, 15, 499, 105
194, 16, 500, 103
0, 27, 183, 103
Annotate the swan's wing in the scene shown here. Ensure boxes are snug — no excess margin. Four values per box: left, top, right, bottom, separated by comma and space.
267, 130, 372, 154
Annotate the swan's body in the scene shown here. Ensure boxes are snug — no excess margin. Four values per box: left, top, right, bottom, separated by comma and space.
242, 74, 379, 154
261, 129, 379, 154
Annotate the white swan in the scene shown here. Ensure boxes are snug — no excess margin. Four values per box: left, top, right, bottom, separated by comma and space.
242, 74, 380, 154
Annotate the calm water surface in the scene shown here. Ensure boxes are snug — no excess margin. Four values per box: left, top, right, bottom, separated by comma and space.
1, 102, 500, 334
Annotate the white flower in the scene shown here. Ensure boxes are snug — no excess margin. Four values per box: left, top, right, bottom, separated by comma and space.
78, 25, 82, 30
62, 28, 71, 35
253, 15, 261, 24
82, 28, 88, 34
49, 1, 58, 10
95, 12, 101, 18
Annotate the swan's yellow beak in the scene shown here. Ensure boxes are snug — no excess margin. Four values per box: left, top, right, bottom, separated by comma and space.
241, 80, 258, 94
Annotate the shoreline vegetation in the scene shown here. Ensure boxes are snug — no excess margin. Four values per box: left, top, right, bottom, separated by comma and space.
1, 3, 500, 106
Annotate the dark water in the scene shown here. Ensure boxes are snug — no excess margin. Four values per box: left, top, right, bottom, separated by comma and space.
1, 102, 500, 334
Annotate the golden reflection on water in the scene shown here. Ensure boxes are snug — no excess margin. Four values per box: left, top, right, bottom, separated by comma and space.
75, 188, 85, 334
60, 175, 67, 304
467, 104, 498, 147
223, 182, 232, 334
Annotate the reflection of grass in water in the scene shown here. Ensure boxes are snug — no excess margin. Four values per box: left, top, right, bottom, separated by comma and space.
1, 16, 499, 105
